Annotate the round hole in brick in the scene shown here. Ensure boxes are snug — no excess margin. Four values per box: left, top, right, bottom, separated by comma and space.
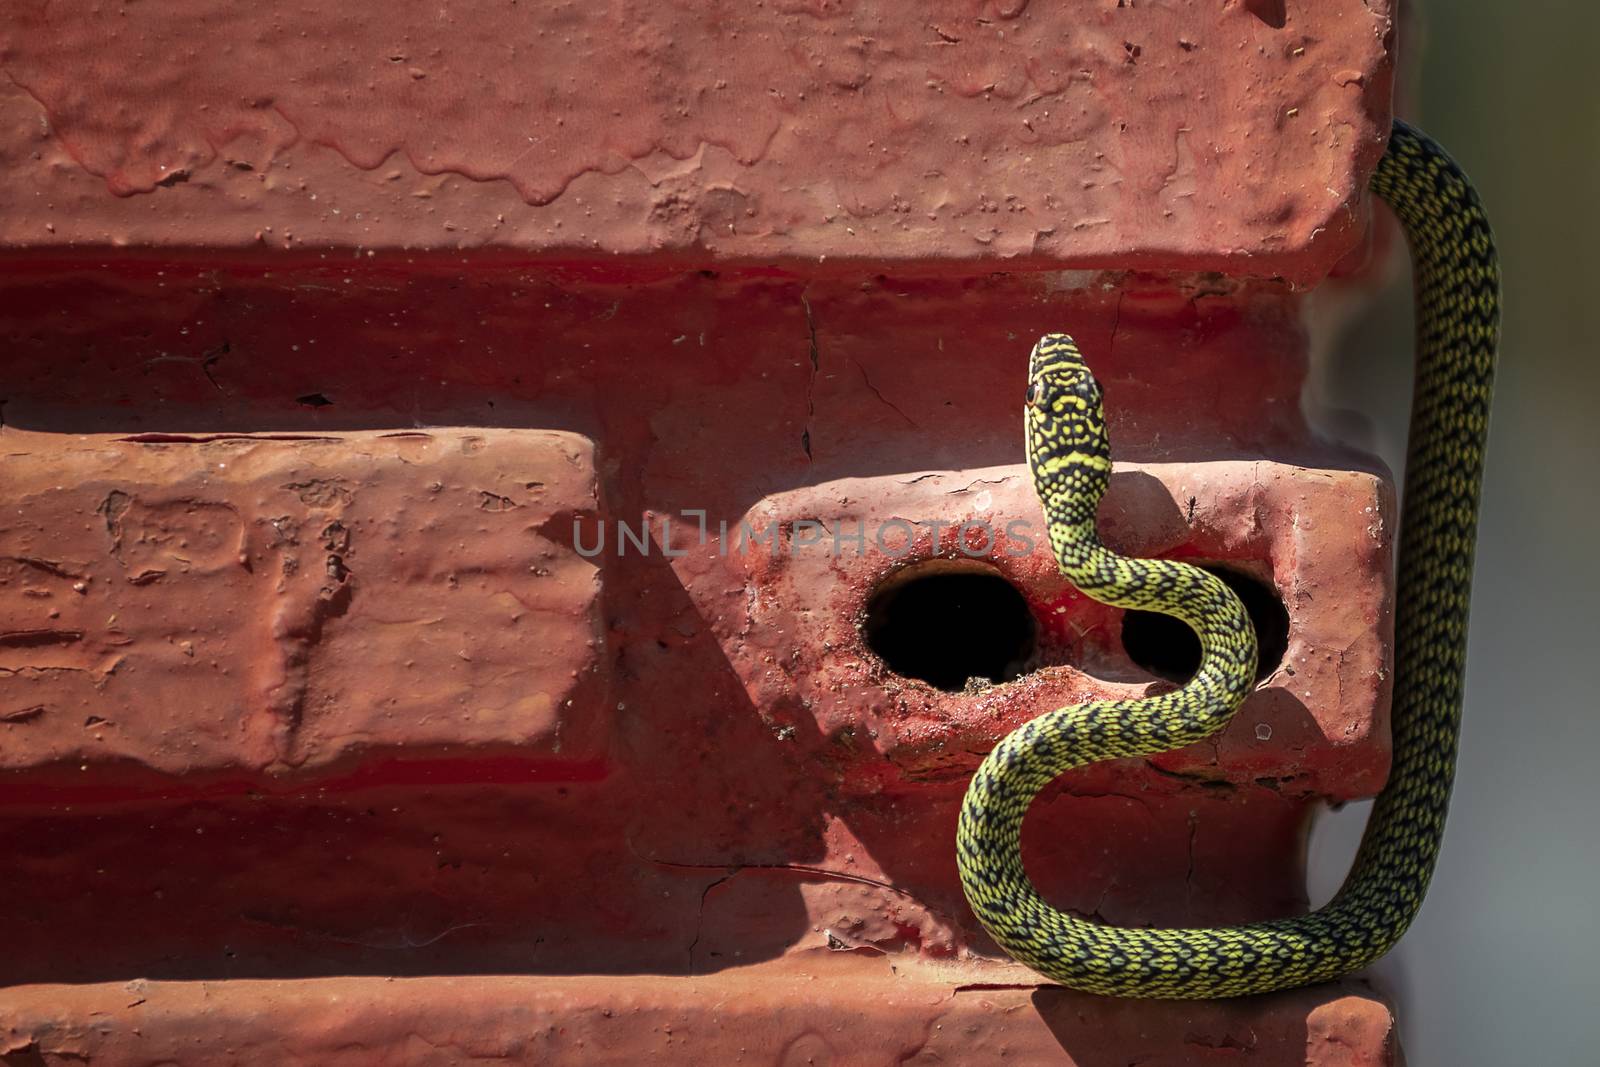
863, 561, 1037, 692
1120, 565, 1288, 685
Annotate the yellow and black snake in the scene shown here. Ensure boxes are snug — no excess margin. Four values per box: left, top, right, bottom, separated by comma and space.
956, 120, 1500, 998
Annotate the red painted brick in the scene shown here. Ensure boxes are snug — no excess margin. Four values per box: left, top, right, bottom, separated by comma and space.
0, 968, 1397, 1065
691, 459, 1393, 800
0, 429, 605, 784
0, 1, 1392, 284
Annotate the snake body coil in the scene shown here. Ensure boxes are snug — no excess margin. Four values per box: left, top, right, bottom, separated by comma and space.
956, 120, 1500, 998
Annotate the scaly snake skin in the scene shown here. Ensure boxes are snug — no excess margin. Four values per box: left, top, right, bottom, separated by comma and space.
956, 120, 1500, 998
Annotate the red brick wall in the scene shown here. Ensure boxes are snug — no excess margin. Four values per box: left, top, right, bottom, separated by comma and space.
1, 2, 1404, 1063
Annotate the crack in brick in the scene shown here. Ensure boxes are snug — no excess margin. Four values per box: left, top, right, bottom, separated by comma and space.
1184, 810, 1199, 909
851, 356, 919, 428
800, 290, 819, 460
137, 340, 228, 391
0, 629, 83, 648
1, 704, 47, 723
685, 870, 736, 975
1, 555, 87, 580
1108, 289, 1126, 360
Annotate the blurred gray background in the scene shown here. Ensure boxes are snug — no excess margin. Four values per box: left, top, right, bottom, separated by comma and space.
1307, 2, 1600, 1063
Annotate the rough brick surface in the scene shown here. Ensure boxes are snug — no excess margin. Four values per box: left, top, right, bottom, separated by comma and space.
0, 0, 1391, 282
701, 459, 1392, 798
0, 429, 604, 782
0, 969, 1397, 1066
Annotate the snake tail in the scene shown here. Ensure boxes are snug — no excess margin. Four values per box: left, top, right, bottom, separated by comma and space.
955, 119, 1500, 998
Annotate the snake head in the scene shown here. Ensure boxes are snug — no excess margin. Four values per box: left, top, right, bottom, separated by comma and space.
1025, 333, 1112, 518
1026, 333, 1106, 422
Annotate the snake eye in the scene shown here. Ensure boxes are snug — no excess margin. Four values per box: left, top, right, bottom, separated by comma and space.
1025, 382, 1041, 407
